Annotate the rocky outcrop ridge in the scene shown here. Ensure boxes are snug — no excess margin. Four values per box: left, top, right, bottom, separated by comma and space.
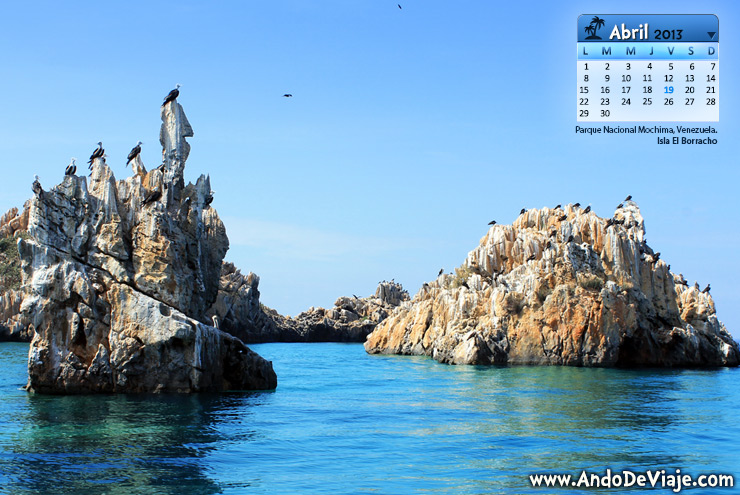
19, 101, 276, 393
0, 205, 32, 341
206, 263, 409, 343
365, 202, 739, 367
267, 281, 410, 342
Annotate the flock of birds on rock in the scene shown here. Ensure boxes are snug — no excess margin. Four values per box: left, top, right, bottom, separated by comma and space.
32, 85, 214, 210
427, 194, 712, 294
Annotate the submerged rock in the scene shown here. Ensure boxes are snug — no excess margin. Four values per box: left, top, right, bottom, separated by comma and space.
20, 100, 276, 393
365, 203, 739, 367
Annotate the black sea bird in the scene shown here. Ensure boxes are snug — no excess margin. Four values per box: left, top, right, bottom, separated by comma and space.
583, 205, 591, 214
605, 218, 614, 227
488, 220, 496, 226
554, 204, 562, 209
573, 202, 581, 208
617, 203, 624, 209
205, 191, 214, 206
567, 235, 574, 243
654, 252, 661, 261
461, 280, 469, 289
520, 208, 527, 215
88, 142, 104, 167
398, 3, 402, 8
127, 141, 142, 164
558, 214, 567, 221
625, 195, 632, 201
546, 241, 552, 249
527, 254, 535, 261
32, 175, 43, 198
162, 84, 181, 106
282, 94, 293, 98
438, 268, 444, 276
142, 188, 162, 206
702, 284, 711, 294
65, 158, 77, 176
353, 294, 358, 299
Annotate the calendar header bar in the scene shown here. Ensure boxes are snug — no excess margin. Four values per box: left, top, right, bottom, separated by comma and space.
578, 14, 718, 42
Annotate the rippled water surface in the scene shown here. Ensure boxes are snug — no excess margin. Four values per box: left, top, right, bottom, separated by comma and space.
1, 342, 738, 494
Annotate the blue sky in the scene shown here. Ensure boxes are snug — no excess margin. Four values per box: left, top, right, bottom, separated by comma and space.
1, 1, 739, 338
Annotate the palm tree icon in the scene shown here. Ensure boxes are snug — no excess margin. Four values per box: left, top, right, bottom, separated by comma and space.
585, 16, 605, 40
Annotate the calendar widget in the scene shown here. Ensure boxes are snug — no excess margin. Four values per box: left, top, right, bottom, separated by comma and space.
577, 15, 718, 122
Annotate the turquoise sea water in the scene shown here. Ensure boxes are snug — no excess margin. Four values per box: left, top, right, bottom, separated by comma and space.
0, 342, 738, 494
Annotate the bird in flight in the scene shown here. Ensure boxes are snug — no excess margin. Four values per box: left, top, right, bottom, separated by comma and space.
398, 4, 402, 8
283, 94, 293, 98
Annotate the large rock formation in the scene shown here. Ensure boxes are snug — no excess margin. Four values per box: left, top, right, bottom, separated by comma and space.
0, 205, 32, 341
365, 203, 739, 367
18, 101, 277, 393
206, 263, 408, 343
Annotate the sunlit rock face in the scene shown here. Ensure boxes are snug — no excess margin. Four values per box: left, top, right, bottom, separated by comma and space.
0, 205, 32, 342
20, 101, 276, 393
365, 203, 739, 367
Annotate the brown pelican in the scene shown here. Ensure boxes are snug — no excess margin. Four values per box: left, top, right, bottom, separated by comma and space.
88, 142, 104, 168
127, 142, 142, 164
32, 175, 43, 197
162, 84, 181, 106
142, 188, 162, 205
65, 158, 77, 176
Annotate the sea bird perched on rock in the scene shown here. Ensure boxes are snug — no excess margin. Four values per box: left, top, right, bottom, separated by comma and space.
32, 175, 43, 198
205, 191, 214, 206
527, 254, 536, 261
461, 280, 469, 289
488, 220, 496, 226
625, 195, 632, 201
88, 142, 104, 167
567, 235, 574, 243
162, 84, 181, 106
65, 158, 77, 176
438, 268, 444, 276
702, 284, 711, 294
554, 204, 561, 209
520, 208, 527, 215
583, 205, 591, 214
127, 141, 142, 164
558, 214, 567, 221
653, 252, 661, 261
573, 202, 581, 208
617, 203, 624, 209
605, 218, 614, 227
142, 188, 162, 206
